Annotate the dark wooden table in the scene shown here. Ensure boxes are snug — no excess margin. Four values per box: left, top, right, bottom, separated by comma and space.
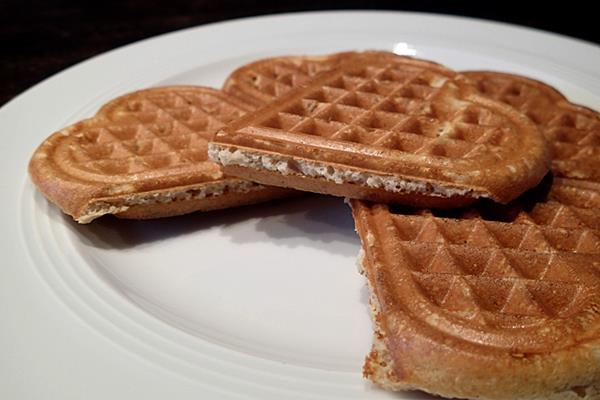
2, 1, 599, 107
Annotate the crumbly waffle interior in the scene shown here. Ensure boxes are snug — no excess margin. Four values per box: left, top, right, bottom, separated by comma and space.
469, 73, 600, 178
245, 64, 520, 162
71, 90, 247, 177
373, 175, 600, 329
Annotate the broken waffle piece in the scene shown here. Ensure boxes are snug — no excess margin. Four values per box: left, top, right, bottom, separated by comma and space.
351, 176, 600, 400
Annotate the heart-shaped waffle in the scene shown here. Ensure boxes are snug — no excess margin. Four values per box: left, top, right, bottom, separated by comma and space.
212, 51, 550, 207
29, 86, 293, 223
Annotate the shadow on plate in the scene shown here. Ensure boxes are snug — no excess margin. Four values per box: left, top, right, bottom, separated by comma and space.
61, 193, 359, 253
369, 386, 443, 400
223, 194, 359, 251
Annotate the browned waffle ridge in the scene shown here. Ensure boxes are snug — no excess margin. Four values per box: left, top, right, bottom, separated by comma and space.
29, 86, 294, 223
464, 71, 600, 182
351, 176, 600, 400
212, 51, 551, 207
223, 52, 349, 107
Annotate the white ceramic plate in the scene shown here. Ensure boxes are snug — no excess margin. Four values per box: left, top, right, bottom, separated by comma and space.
2, 11, 600, 400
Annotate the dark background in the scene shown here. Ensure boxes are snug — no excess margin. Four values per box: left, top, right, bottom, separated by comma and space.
2, 1, 599, 106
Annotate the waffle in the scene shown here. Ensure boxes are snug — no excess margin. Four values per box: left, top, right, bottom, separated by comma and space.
211, 51, 551, 208
351, 175, 600, 400
29, 86, 294, 223
464, 71, 600, 182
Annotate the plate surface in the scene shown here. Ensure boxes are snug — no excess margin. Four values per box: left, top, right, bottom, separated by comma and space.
2, 11, 600, 400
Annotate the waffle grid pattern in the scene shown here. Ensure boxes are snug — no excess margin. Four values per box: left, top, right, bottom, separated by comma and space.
70, 90, 247, 176
237, 60, 337, 100
368, 179, 600, 325
250, 65, 516, 160
468, 73, 600, 178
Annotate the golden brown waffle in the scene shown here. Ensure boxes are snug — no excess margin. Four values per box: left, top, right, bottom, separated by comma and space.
211, 51, 550, 207
29, 86, 294, 223
351, 176, 600, 400
464, 71, 600, 182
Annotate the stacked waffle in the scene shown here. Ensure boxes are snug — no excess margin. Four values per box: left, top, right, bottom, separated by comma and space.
29, 51, 600, 399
